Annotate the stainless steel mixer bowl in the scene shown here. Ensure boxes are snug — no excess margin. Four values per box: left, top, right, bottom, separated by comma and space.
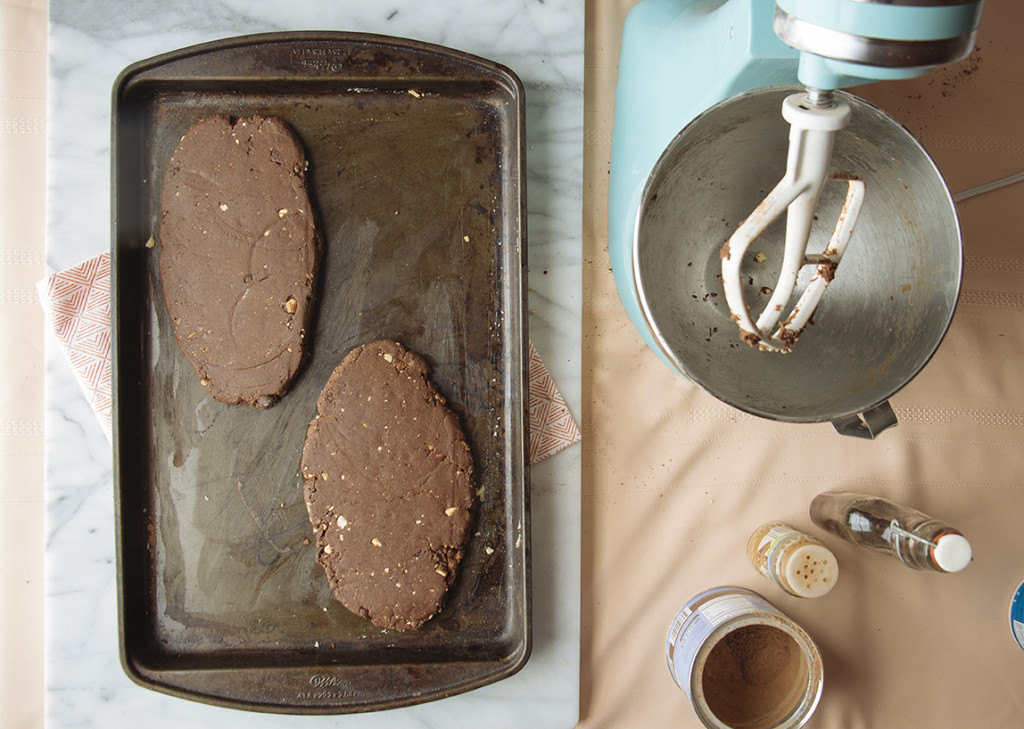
634, 86, 962, 430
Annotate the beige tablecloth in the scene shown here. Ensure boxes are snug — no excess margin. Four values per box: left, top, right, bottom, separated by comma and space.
0, 2, 46, 729
580, 1, 1024, 727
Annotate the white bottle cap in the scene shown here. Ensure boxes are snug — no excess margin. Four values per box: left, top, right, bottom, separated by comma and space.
782, 543, 839, 598
932, 533, 972, 572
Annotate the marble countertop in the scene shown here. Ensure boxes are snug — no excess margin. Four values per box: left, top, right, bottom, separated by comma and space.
40, 1, 582, 727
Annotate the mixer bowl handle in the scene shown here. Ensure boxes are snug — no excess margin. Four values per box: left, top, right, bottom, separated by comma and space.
832, 401, 898, 439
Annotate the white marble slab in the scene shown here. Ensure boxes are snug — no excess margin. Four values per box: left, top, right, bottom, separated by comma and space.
44, 2, 582, 727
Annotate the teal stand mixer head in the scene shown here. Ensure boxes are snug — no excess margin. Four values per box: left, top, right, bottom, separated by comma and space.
608, 0, 983, 437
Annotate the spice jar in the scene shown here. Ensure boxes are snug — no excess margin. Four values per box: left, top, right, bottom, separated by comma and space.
747, 522, 838, 598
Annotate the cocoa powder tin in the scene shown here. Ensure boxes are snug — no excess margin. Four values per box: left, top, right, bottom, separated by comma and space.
666, 586, 823, 729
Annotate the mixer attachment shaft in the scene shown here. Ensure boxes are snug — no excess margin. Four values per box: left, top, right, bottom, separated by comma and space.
720, 90, 863, 353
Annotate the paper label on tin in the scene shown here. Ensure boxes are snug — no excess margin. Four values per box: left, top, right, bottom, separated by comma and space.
668, 610, 713, 697
667, 591, 768, 696
698, 592, 765, 624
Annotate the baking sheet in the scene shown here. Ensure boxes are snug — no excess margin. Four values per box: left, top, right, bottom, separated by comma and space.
111, 31, 529, 714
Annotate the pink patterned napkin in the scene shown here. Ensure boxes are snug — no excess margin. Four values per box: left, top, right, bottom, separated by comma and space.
527, 339, 582, 464
38, 252, 580, 463
37, 252, 113, 441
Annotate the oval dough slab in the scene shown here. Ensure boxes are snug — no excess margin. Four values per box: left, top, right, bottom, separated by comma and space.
301, 340, 475, 631
159, 114, 320, 408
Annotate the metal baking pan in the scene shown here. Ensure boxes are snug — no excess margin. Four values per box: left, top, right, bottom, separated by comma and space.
111, 31, 529, 714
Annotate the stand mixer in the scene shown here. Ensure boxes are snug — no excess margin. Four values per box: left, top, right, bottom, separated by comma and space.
609, 0, 984, 437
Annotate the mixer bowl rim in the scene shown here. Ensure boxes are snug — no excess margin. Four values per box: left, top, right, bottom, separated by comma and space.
631, 84, 964, 425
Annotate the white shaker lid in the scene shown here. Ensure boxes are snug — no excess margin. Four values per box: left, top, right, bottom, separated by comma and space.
932, 532, 972, 573
783, 543, 839, 598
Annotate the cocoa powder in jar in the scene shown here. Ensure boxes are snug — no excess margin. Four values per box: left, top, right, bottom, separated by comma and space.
701, 624, 804, 727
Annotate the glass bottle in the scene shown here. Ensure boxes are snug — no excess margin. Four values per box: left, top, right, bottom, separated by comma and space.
747, 522, 838, 598
809, 491, 972, 573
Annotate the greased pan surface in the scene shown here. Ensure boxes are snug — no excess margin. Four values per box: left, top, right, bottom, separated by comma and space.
111, 32, 528, 713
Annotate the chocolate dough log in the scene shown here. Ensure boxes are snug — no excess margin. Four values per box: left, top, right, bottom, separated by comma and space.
159, 114, 320, 408
301, 340, 475, 631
